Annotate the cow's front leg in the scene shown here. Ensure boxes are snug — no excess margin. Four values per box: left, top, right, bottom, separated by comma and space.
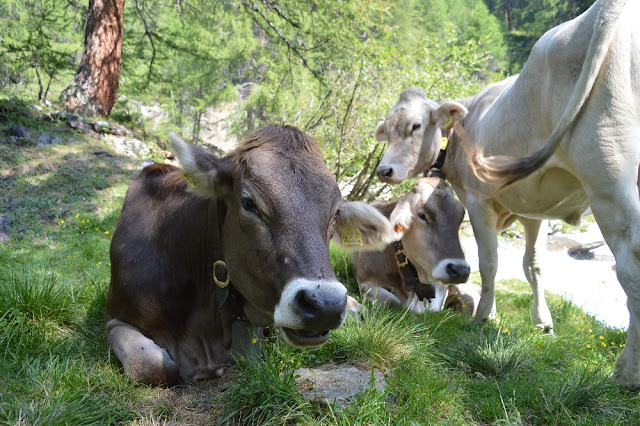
359, 281, 407, 309
520, 217, 554, 332
106, 318, 179, 387
424, 282, 448, 312
467, 196, 499, 322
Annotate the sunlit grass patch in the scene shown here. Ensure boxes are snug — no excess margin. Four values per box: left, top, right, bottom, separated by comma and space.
540, 367, 627, 423
440, 327, 532, 379
218, 338, 310, 425
0, 269, 76, 324
314, 304, 435, 370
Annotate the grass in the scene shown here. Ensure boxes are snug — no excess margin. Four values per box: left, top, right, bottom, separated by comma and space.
1, 93, 639, 424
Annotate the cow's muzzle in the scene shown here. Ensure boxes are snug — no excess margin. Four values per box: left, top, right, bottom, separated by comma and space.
433, 258, 471, 284
274, 278, 348, 348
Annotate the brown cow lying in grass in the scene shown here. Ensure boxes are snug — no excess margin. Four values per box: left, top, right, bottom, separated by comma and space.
352, 178, 481, 315
106, 125, 396, 386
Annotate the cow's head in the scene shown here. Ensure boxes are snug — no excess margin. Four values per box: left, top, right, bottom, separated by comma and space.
168, 125, 394, 348
390, 178, 470, 285
375, 89, 467, 183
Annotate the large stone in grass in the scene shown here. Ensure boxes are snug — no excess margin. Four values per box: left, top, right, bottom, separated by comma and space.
8, 124, 31, 139
106, 135, 150, 158
36, 133, 62, 146
294, 365, 386, 407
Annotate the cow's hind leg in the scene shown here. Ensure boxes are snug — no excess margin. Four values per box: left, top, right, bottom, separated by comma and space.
519, 218, 554, 332
583, 175, 640, 389
106, 319, 179, 387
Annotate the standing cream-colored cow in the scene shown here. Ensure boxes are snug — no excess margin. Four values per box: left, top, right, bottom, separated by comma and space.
374, 0, 640, 389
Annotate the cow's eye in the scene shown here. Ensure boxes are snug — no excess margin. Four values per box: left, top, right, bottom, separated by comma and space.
411, 123, 421, 133
241, 196, 261, 218
417, 210, 428, 222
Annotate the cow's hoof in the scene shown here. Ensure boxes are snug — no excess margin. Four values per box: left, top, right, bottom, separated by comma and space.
535, 324, 554, 335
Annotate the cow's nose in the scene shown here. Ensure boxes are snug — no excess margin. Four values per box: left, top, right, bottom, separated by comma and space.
377, 166, 394, 182
293, 288, 346, 330
446, 263, 471, 283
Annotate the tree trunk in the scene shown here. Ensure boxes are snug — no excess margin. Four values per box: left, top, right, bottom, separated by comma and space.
59, 0, 125, 117
504, 0, 512, 31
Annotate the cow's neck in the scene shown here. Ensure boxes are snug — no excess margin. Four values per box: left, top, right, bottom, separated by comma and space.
208, 197, 247, 321
390, 240, 435, 301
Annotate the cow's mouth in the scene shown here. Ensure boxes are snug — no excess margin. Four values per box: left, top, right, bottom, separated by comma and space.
279, 327, 330, 348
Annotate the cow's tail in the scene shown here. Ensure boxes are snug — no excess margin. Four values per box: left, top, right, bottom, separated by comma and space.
469, 0, 626, 192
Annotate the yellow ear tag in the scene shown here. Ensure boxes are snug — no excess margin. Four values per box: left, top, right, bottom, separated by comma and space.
443, 115, 454, 129
340, 226, 364, 247
441, 136, 449, 150
183, 172, 198, 187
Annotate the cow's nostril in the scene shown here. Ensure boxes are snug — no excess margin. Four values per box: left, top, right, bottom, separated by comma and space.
446, 263, 471, 282
294, 289, 319, 319
377, 167, 394, 181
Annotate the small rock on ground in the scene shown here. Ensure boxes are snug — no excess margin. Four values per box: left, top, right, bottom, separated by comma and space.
294, 365, 386, 407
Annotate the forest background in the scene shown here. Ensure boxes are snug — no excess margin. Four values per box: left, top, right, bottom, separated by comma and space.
1, 0, 594, 198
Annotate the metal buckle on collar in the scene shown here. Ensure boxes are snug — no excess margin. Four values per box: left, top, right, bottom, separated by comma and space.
213, 260, 230, 288
392, 241, 409, 268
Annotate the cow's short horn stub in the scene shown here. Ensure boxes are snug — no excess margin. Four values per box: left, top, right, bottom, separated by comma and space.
213, 260, 230, 288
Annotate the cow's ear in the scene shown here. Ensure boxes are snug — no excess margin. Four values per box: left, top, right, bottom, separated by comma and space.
168, 132, 234, 198
432, 101, 468, 129
333, 201, 395, 251
374, 121, 387, 142
389, 190, 418, 238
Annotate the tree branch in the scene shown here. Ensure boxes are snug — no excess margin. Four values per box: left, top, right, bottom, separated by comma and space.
135, 0, 156, 86
239, 0, 326, 86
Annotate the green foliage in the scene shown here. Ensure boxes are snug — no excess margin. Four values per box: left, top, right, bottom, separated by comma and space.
0, 0, 83, 100
484, 0, 596, 72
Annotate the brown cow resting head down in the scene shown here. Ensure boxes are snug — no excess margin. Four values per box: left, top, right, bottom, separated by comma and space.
391, 178, 469, 285
353, 178, 473, 315
106, 125, 395, 386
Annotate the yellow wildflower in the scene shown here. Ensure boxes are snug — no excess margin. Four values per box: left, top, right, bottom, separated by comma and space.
76, 213, 80, 218
251, 338, 257, 344
104, 231, 109, 235
60, 219, 65, 224
587, 345, 591, 349
599, 336, 604, 340
601, 342, 607, 347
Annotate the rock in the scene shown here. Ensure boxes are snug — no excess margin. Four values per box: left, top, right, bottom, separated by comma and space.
106, 135, 150, 158
0, 215, 12, 244
92, 120, 128, 136
567, 241, 607, 260
294, 365, 386, 407
8, 124, 31, 139
36, 133, 62, 147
